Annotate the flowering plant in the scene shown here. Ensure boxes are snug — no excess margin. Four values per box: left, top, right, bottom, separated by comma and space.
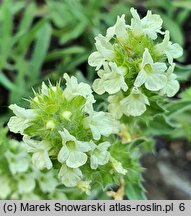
7, 8, 183, 199
89, 8, 182, 118
0, 127, 67, 200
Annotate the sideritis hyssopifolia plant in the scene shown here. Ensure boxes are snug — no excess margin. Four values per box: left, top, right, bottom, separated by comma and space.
88, 8, 183, 149
7, 8, 183, 199
89, 8, 183, 119
0, 127, 67, 200
8, 74, 132, 196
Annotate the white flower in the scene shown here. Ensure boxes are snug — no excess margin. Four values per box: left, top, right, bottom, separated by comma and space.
130, 8, 142, 37
58, 164, 82, 187
17, 173, 36, 194
134, 48, 167, 91
106, 14, 128, 41
8, 104, 36, 134
90, 141, 111, 169
5, 151, 29, 175
93, 62, 128, 95
130, 8, 163, 40
58, 129, 92, 168
160, 64, 180, 97
110, 157, 127, 175
21, 193, 41, 200
64, 73, 92, 100
23, 136, 53, 170
88, 34, 114, 70
83, 111, 119, 140
77, 181, 91, 195
121, 87, 150, 116
155, 30, 183, 64
0, 176, 11, 199
8, 139, 20, 150
62, 111, 72, 121
37, 171, 58, 193
118, 124, 132, 144
50, 191, 67, 200
63, 73, 95, 112
108, 92, 124, 119
41, 82, 49, 96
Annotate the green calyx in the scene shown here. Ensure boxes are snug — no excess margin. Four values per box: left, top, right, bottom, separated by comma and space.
25, 84, 91, 143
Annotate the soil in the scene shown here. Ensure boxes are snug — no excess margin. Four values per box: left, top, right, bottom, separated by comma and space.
142, 140, 191, 199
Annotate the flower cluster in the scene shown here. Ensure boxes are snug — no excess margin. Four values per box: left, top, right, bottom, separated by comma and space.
0, 128, 66, 200
89, 8, 183, 118
8, 74, 124, 190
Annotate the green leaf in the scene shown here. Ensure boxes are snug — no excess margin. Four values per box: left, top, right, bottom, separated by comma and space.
160, 14, 184, 46
63, 53, 89, 71
0, 71, 15, 91
165, 100, 191, 129
180, 87, 191, 100
145, 0, 172, 10
46, 47, 85, 61
29, 23, 52, 82
125, 169, 146, 200
18, 3, 36, 34
125, 182, 146, 200
0, 0, 13, 67
167, 101, 191, 118
59, 22, 86, 45
75, 71, 90, 84
64, 0, 88, 23
141, 139, 155, 153
47, 1, 72, 28
148, 114, 175, 136
70, 96, 86, 110
173, 1, 191, 10
10, 58, 29, 103
175, 64, 191, 81
176, 10, 190, 26
17, 19, 47, 53
165, 96, 191, 141
11, 1, 25, 14
0, 0, 12, 37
